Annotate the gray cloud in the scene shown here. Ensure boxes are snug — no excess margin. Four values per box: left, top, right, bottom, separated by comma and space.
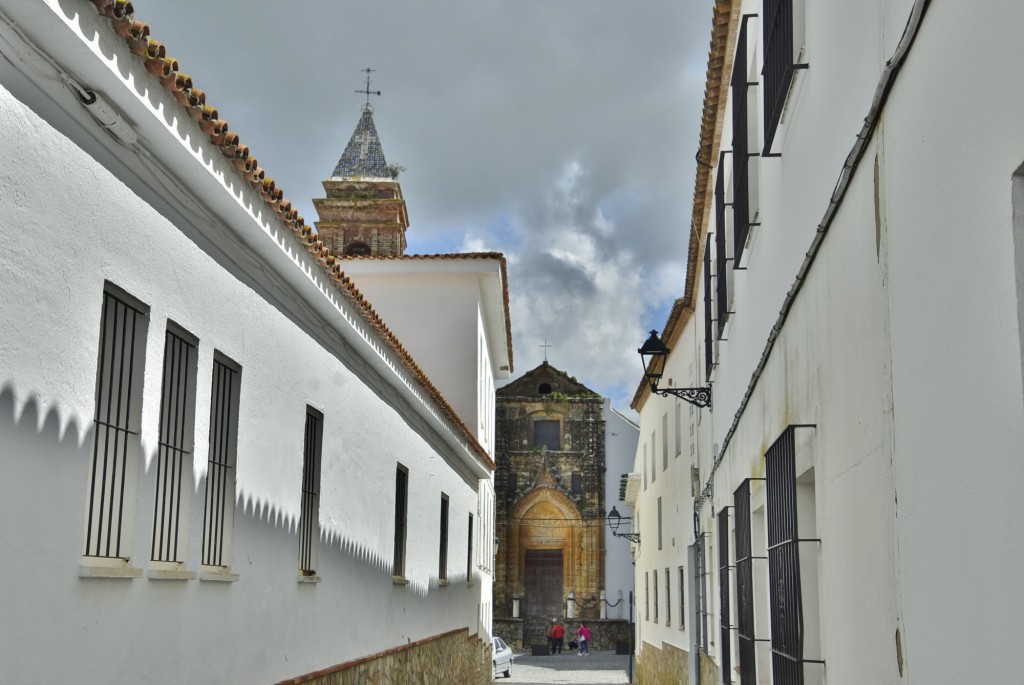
130, 0, 710, 411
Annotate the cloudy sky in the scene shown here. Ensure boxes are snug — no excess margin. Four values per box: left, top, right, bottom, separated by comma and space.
130, 0, 712, 414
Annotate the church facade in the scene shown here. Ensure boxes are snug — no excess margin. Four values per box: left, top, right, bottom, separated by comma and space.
493, 363, 609, 648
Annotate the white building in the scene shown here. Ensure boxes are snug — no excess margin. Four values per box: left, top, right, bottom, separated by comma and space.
630, 1, 1024, 684
603, 400, 641, 621
0, 1, 504, 682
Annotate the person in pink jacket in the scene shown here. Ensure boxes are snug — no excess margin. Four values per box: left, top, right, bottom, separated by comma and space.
576, 623, 592, 655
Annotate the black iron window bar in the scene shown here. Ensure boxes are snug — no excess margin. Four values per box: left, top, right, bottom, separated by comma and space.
152, 329, 196, 563
715, 151, 733, 340
638, 330, 712, 409
762, 0, 809, 156
732, 14, 761, 268
203, 358, 238, 567
299, 409, 323, 574
85, 291, 144, 559
696, 532, 710, 654
703, 234, 715, 380
735, 477, 769, 685
767, 426, 823, 685
719, 507, 734, 684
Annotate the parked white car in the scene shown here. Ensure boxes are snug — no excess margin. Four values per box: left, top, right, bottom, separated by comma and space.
491, 636, 513, 679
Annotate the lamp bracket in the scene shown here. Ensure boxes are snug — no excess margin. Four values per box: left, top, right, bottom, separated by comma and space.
653, 386, 712, 409
612, 531, 641, 544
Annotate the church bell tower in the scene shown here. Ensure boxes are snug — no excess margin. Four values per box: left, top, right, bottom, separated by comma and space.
313, 75, 409, 257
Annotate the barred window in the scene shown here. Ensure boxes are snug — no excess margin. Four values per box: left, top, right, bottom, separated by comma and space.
735, 479, 758, 684
202, 356, 240, 568
733, 14, 759, 265
657, 497, 663, 550
719, 508, 733, 684
696, 534, 710, 653
393, 464, 409, 578
704, 234, 715, 378
299, 408, 323, 575
653, 569, 659, 623
715, 152, 732, 340
661, 413, 669, 470
439, 494, 449, 582
650, 431, 657, 482
678, 566, 686, 629
645, 571, 650, 621
151, 327, 198, 563
84, 288, 148, 560
665, 566, 672, 627
466, 513, 474, 582
762, 0, 807, 154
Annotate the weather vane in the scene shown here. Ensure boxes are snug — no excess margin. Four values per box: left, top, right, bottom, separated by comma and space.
540, 340, 552, 363
356, 68, 381, 106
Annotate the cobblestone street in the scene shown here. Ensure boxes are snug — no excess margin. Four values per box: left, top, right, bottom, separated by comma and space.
497, 650, 633, 684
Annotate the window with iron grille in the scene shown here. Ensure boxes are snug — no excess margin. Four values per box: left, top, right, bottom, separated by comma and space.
467, 513, 474, 582
767, 426, 821, 684
84, 288, 148, 560
651, 431, 657, 482
393, 464, 408, 578
665, 566, 672, 627
202, 355, 240, 568
733, 14, 759, 265
674, 401, 682, 457
653, 569, 659, 623
678, 566, 686, 629
571, 473, 582, 494
508, 471, 518, 494
696, 534, 709, 652
657, 497, 663, 550
715, 152, 732, 339
734, 479, 758, 684
299, 408, 323, 575
704, 235, 714, 378
762, 0, 807, 154
439, 494, 449, 581
662, 413, 669, 470
719, 508, 733, 684
151, 327, 198, 563
645, 571, 650, 621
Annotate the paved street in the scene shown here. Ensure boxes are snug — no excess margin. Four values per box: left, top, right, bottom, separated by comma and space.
497, 650, 633, 684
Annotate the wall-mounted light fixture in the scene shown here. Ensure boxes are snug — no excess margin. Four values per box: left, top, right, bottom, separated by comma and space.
638, 330, 712, 409
607, 506, 640, 544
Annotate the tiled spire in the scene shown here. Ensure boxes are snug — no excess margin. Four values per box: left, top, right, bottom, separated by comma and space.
331, 105, 390, 180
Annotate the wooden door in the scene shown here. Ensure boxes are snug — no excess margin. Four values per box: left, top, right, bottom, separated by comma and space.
525, 549, 563, 618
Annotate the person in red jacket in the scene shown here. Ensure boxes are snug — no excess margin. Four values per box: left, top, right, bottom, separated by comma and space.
550, 619, 565, 654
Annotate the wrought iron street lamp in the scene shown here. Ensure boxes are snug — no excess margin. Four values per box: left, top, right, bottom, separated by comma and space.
638, 330, 712, 409
607, 506, 640, 544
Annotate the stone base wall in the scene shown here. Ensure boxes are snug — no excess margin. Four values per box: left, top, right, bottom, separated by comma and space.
636, 640, 688, 685
493, 618, 524, 649
698, 651, 720, 684
277, 628, 489, 685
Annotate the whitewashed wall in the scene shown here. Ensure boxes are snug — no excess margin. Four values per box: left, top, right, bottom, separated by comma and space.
602, 401, 639, 620
0, 2, 493, 682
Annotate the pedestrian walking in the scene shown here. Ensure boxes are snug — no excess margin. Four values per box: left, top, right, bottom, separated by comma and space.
576, 622, 592, 655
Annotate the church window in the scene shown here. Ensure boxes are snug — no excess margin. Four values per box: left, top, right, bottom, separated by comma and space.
507, 472, 518, 494
439, 494, 449, 582
344, 240, 371, 256
532, 419, 560, 450
84, 287, 149, 561
538, 383, 552, 395
299, 408, 323, 576
202, 354, 240, 569
151, 325, 198, 564
571, 473, 582, 494
393, 464, 409, 578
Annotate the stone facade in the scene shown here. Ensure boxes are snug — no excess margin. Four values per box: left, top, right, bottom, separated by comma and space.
494, 363, 606, 647
278, 629, 489, 685
635, 641, 689, 685
313, 179, 408, 257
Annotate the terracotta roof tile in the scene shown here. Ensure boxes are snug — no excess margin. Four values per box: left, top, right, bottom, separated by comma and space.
90, 1, 496, 472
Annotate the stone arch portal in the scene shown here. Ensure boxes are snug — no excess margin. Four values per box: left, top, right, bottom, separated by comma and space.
509, 487, 598, 621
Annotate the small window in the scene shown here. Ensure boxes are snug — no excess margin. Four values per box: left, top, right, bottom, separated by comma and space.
653, 569, 659, 623
84, 288, 149, 560
439, 494, 449, 582
533, 419, 560, 450
678, 566, 686, 629
571, 473, 582, 494
507, 472, 518, 494
650, 431, 657, 483
665, 566, 672, 627
538, 383, 552, 395
657, 497, 663, 550
345, 240, 371, 256
299, 408, 324, 575
643, 444, 648, 490
151, 326, 198, 564
674, 402, 682, 457
202, 355, 240, 568
393, 464, 409, 578
662, 414, 669, 471
645, 571, 650, 621
467, 513, 475, 582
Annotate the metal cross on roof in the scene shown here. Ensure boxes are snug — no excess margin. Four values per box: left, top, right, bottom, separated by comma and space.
356, 68, 381, 106
540, 340, 552, 362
